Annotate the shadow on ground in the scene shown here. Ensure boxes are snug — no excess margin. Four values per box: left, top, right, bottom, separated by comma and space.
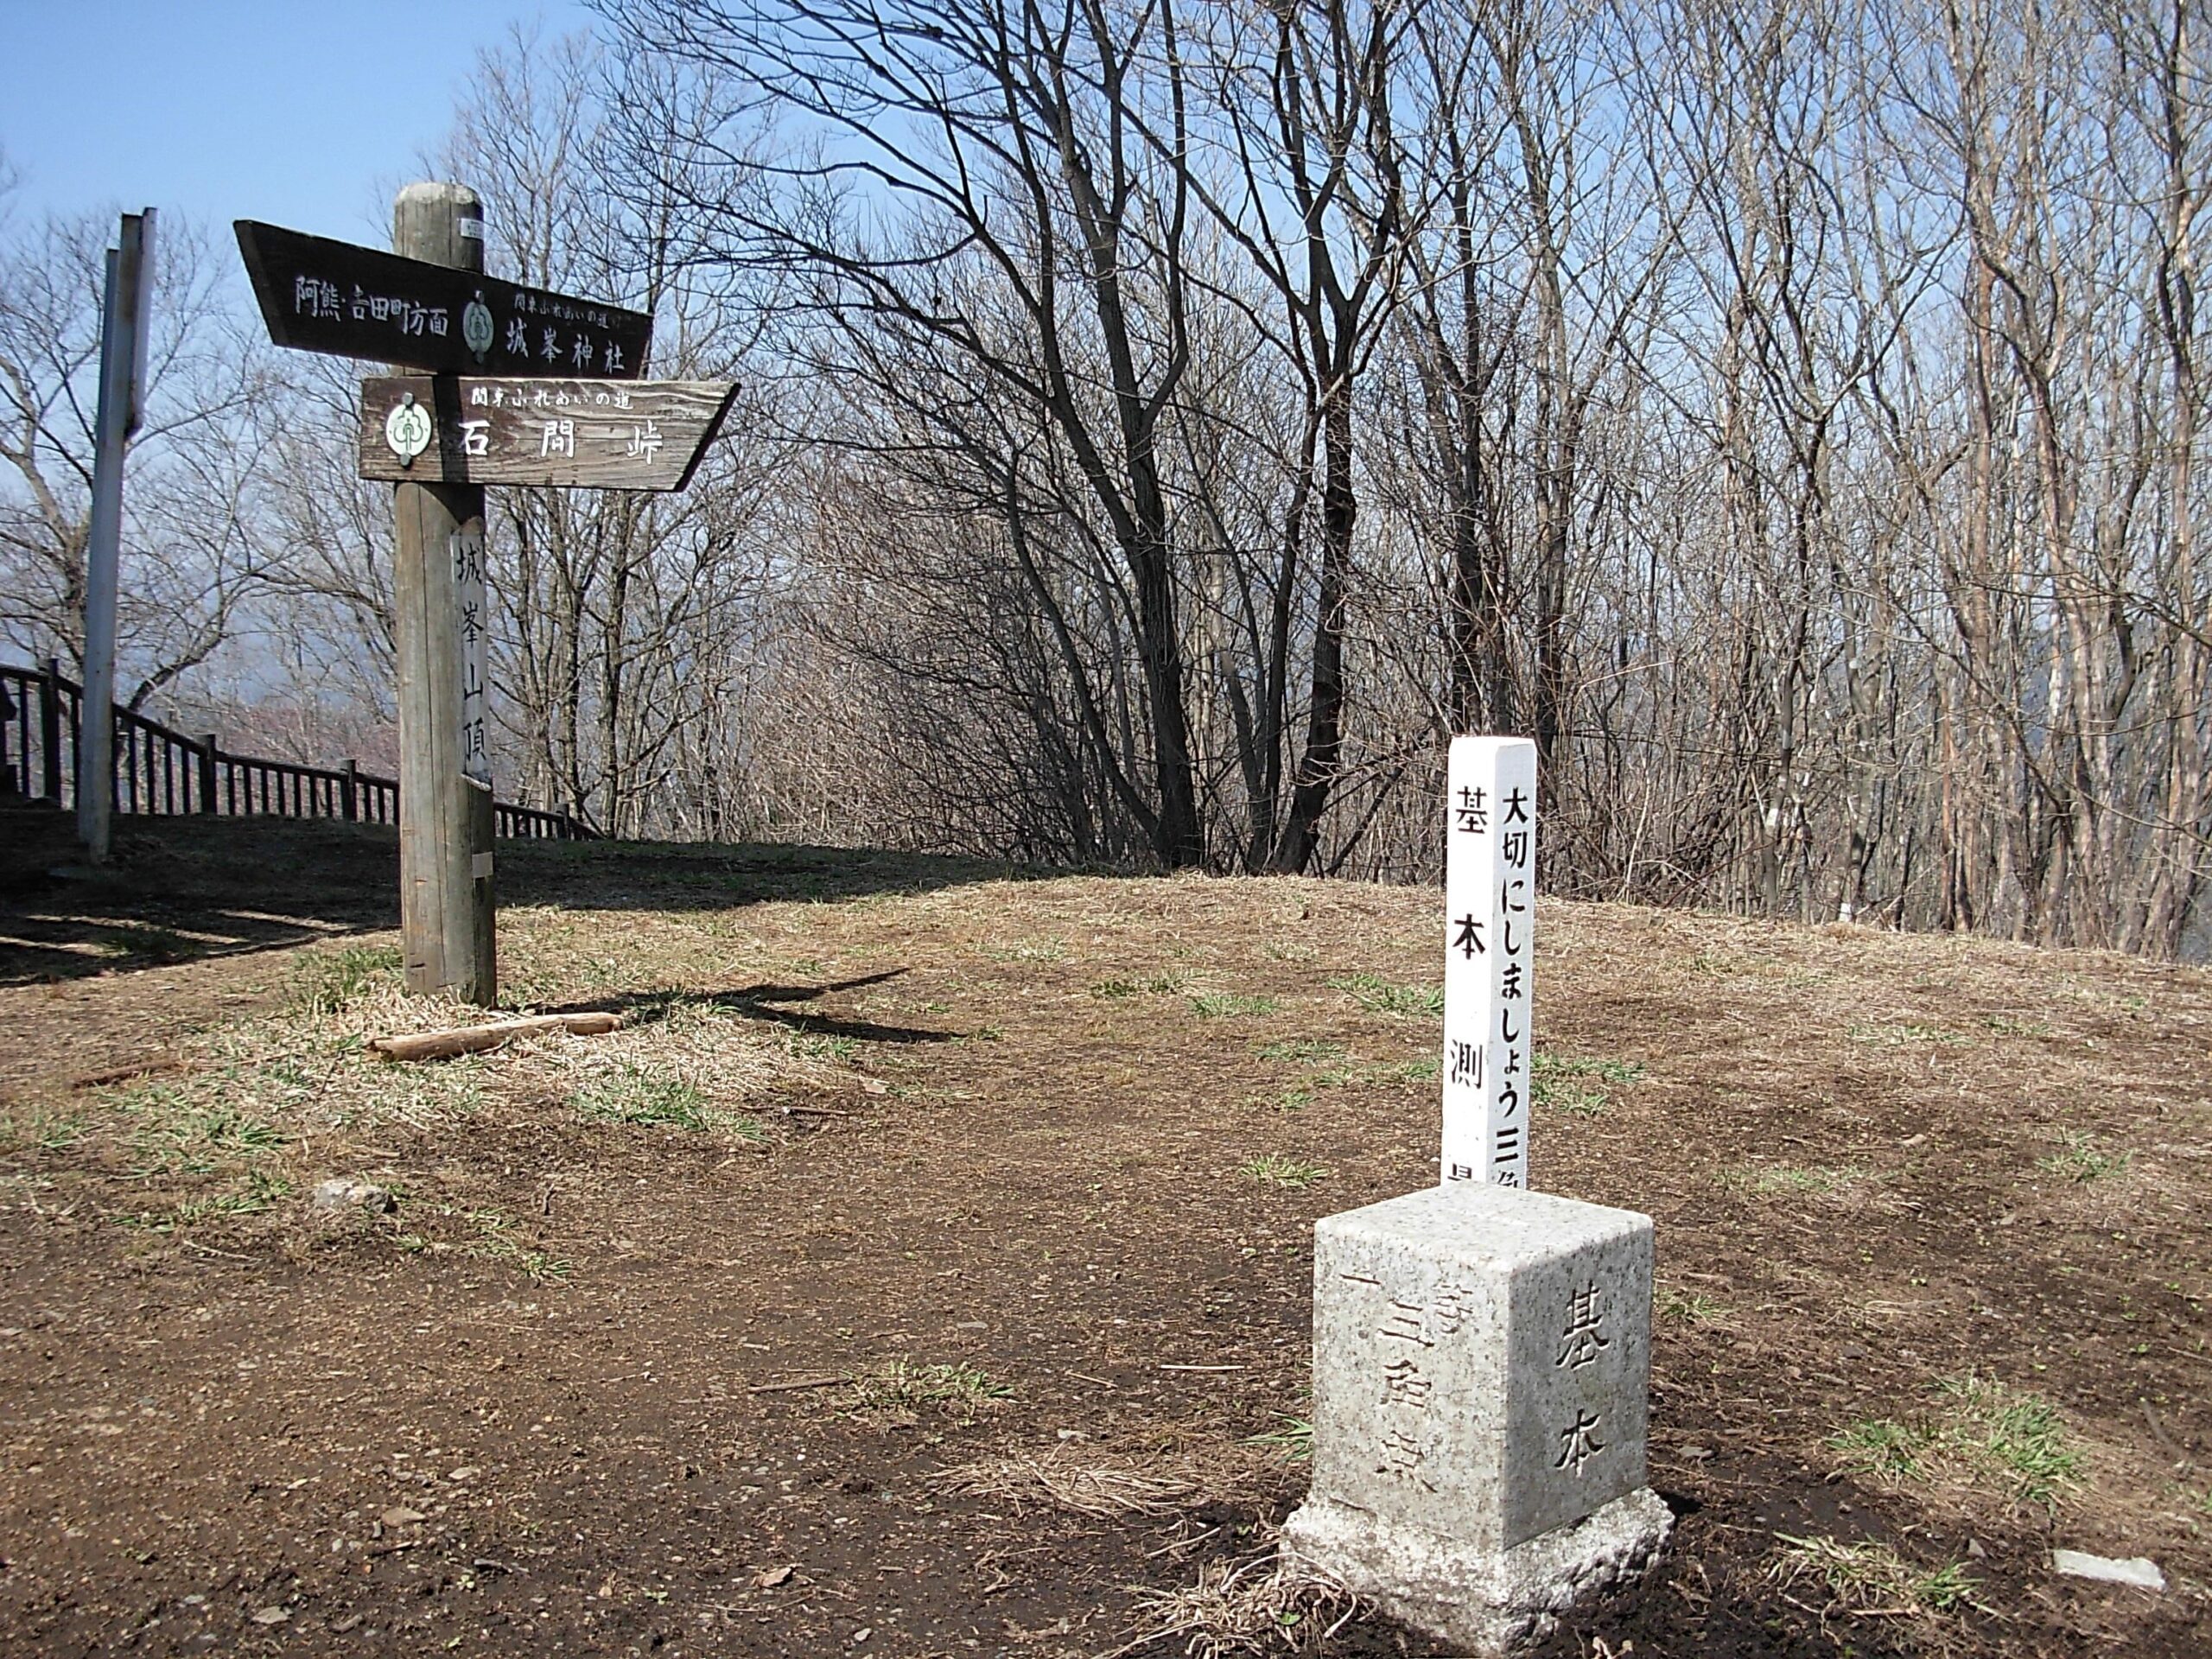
562, 973, 968, 1046
0, 808, 1046, 988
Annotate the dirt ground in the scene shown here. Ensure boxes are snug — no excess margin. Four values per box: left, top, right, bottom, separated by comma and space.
0, 806, 2206, 1658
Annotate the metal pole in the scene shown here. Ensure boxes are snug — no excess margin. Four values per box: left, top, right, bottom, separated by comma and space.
76, 208, 155, 861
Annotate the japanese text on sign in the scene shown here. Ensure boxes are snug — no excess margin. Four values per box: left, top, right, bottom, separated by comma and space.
1441, 736, 1537, 1190
449, 531, 492, 790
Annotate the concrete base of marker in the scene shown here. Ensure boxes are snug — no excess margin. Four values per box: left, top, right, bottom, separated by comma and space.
1279, 1183, 1672, 1654
1283, 1485, 1671, 1653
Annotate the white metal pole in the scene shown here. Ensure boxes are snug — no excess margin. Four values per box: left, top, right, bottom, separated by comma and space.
76, 208, 155, 861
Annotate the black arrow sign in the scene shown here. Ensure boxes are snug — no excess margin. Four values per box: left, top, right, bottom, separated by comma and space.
235, 220, 653, 379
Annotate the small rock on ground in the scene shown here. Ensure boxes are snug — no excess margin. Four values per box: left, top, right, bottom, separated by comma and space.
309, 1178, 394, 1215
2052, 1549, 2164, 1592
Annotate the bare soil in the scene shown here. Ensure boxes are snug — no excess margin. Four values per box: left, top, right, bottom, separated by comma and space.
0, 806, 2207, 1657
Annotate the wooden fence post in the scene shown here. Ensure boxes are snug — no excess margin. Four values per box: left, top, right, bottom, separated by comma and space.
39, 658, 62, 803
340, 759, 359, 822
198, 735, 219, 813
391, 182, 496, 1003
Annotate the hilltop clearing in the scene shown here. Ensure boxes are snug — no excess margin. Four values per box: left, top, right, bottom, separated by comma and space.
0, 814, 2205, 1656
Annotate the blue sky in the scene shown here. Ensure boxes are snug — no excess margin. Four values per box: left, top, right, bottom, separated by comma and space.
0, 1, 596, 241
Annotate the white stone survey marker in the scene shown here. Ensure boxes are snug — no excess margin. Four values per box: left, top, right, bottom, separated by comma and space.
1281, 1183, 1672, 1653
1443, 735, 1536, 1188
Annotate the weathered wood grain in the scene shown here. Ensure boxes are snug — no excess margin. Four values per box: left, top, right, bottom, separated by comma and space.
236, 219, 652, 378
389, 185, 497, 1004
358, 377, 738, 491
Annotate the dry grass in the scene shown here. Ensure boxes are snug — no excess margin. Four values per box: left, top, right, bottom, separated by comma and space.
14, 925, 854, 1258
938, 1446, 1200, 1519
1770, 1533, 1984, 1621
1106, 1551, 1365, 1659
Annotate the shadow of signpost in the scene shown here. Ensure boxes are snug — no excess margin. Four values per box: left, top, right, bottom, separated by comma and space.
559, 970, 966, 1048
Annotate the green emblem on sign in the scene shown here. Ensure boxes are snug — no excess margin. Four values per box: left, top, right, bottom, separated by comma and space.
384, 395, 434, 466
462, 293, 495, 359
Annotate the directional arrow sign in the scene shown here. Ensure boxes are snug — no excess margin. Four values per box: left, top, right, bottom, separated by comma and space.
237, 220, 653, 378
357, 377, 739, 492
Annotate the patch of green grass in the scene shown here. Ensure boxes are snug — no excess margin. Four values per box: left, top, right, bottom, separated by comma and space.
855, 1360, 1011, 1420
1847, 1021, 1967, 1046
1240, 1154, 1328, 1189
1531, 1053, 1643, 1117
1090, 972, 1187, 999
1535, 1075, 1611, 1116
1656, 1288, 1726, 1325
785, 1031, 860, 1065
1828, 1374, 2082, 1505
1772, 1535, 1980, 1616
289, 944, 404, 1015
1934, 1374, 2082, 1503
1827, 1417, 1924, 1481
1247, 1414, 1314, 1464
121, 1086, 287, 1179
570, 1066, 712, 1130
3, 1110, 89, 1154
1190, 992, 1279, 1019
1327, 973, 1443, 1018
568, 1065, 763, 1141
1257, 1039, 1348, 1065
2037, 1129, 2130, 1185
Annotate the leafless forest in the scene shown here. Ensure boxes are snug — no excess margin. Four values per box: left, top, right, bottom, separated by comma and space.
5, 0, 2211, 956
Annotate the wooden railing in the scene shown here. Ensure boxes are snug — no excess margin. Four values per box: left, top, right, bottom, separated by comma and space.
0, 660, 592, 842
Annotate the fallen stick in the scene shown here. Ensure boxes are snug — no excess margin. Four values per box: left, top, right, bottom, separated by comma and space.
72, 1054, 186, 1090
367, 1011, 623, 1062
746, 1374, 854, 1395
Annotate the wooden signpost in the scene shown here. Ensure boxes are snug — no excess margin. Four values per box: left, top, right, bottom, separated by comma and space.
235, 219, 653, 380
238, 185, 737, 1004
358, 377, 736, 490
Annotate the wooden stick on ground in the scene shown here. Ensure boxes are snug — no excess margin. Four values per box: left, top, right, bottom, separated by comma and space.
745, 1374, 854, 1395
367, 1011, 622, 1062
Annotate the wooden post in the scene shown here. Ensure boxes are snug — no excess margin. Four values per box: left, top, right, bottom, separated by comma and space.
391, 182, 496, 1002
197, 734, 219, 813
340, 758, 359, 822
77, 210, 156, 861
39, 658, 62, 803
